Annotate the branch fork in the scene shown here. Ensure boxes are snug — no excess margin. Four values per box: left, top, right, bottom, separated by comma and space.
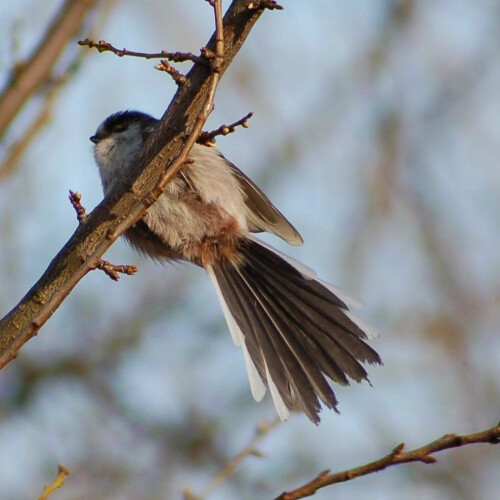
69, 191, 137, 281
79, 38, 215, 86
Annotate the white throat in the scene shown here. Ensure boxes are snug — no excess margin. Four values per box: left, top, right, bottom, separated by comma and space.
93, 123, 145, 193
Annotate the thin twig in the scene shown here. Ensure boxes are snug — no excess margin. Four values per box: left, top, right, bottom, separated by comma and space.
38, 464, 69, 500
275, 422, 500, 500
155, 60, 188, 86
198, 112, 253, 145
147, 0, 224, 198
78, 38, 208, 65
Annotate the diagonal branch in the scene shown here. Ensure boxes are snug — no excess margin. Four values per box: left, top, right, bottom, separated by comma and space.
0, 0, 279, 368
0, 0, 116, 179
275, 422, 500, 500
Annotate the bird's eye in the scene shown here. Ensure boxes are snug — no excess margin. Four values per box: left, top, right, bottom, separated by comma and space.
113, 123, 128, 133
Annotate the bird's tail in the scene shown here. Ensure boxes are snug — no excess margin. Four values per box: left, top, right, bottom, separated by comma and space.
208, 237, 382, 424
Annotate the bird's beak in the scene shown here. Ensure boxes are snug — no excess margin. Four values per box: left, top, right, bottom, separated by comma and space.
89, 135, 99, 144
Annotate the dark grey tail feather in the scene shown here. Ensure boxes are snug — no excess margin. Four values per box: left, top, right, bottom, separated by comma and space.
211, 238, 382, 424
220, 268, 333, 421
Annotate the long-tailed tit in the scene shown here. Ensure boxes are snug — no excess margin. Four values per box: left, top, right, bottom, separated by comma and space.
90, 111, 382, 423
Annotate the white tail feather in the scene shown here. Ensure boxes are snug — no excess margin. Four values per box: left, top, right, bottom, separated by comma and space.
265, 363, 290, 421
208, 267, 267, 401
209, 266, 243, 347
241, 345, 267, 401
344, 310, 381, 340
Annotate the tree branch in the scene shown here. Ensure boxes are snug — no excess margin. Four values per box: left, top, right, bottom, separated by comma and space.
275, 422, 500, 500
0, 0, 278, 368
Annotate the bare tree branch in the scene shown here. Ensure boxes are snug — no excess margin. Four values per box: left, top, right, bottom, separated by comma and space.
78, 38, 209, 65
275, 422, 500, 500
0, 0, 279, 368
0, 86, 58, 180
0, 0, 99, 138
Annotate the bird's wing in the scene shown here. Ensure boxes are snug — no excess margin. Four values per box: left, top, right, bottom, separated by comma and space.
227, 162, 303, 246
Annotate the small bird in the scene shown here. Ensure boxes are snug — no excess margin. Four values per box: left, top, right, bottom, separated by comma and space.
90, 110, 382, 423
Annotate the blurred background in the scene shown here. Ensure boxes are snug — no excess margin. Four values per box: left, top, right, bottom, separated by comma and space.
0, 0, 499, 499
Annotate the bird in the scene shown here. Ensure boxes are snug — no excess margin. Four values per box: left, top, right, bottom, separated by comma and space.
90, 110, 382, 423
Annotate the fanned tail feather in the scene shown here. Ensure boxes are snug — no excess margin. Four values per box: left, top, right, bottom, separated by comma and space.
208, 238, 382, 424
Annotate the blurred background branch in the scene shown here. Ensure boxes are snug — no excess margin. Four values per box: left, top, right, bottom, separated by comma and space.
0, 0, 114, 179
0, 0, 98, 138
